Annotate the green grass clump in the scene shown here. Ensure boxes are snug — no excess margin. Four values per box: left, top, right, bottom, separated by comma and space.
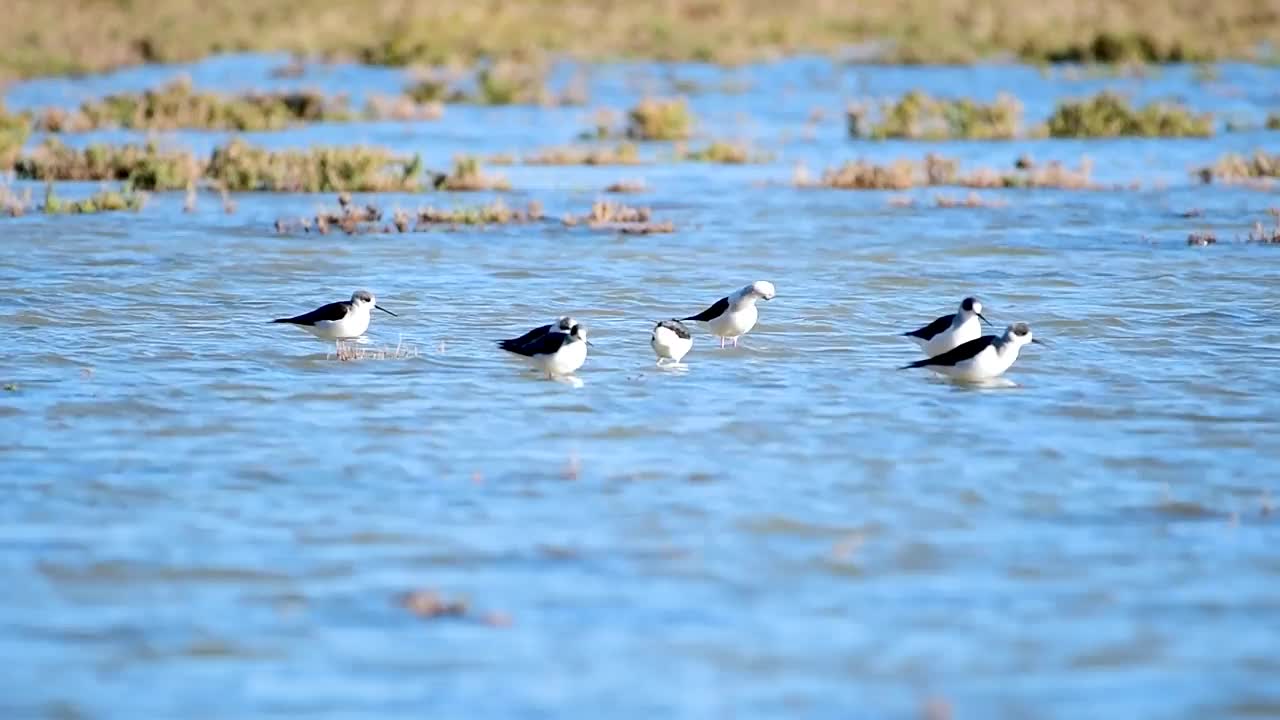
1045, 92, 1213, 138
41, 184, 145, 214
32, 78, 353, 132
626, 98, 693, 141
0, 103, 30, 167
847, 91, 1022, 140
206, 139, 423, 192
14, 139, 199, 190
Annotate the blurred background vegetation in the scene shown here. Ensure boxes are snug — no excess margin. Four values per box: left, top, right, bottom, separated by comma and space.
3, 0, 1279, 80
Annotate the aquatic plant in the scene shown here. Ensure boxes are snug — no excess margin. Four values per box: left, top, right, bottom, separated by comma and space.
13, 138, 200, 190
799, 153, 1100, 191
417, 199, 542, 226
1248, 216, 1280, 244
626, 98, 693, 141
40, 184, 146, 214
522, 143, 643, 166
1020, 31, 1209, 64
678, 141, 772, 163
363, 94, 445, 121
275, 198, 543, 233
32, 77, 354, 132
432, 156, 510, 191
1044, 92, 1213, 138
1267, 113, 1280, 131
0, 182, 32, 217
846, 91, 1022, 140
562, 200, 674, 233
804, 159, 918, 190
401, 63, 582, 106
0, 103, 29, 167
1195, 151, 1279, 185
206, 139, 423, 192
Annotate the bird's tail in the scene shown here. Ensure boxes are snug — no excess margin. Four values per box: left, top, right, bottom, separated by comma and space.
271, 318, 294, 324
898, 358, 930, 370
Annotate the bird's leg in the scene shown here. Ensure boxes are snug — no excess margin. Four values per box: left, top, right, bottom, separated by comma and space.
719, 336, 725, 349
732, 336, 739, 349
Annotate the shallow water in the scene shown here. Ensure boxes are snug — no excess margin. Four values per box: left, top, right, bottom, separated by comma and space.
2, 57, 1280, 719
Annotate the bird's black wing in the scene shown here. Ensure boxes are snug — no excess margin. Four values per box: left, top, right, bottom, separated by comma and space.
497, 323, 553, 351
655, 319, 692, 339
683, 297, 729, 322
501, 330, 570, 357
900, 335, 997, 369
273, 301, 350, 326
904, 313, 955, 341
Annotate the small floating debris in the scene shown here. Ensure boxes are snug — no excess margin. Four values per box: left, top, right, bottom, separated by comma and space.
331, 338, 420, 361
396, 589, 510, 627
1187, 231, 1217, 246
604, 179, 647, 193
933, 192, 1006, 208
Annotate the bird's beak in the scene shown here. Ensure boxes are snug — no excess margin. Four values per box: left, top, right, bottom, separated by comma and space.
376, 306, 398, 317
1032, 338, 1049, 347
586, 340, 596, 347
977, 312, 993, 327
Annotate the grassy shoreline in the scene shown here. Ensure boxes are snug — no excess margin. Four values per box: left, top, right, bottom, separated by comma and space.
3, 0, 1279, 81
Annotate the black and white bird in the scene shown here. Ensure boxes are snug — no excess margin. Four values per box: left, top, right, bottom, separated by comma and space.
682, 280, 776, 348
651, 319, 693, 365
498, 316, 577, 353
903, 296, 993, 357
499, 320, 591, 378
272, 290, 397, 341
900, 322, 1046, 381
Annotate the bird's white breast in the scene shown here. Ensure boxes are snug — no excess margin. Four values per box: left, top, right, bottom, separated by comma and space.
924, 316, 982, 356
708, 303, 758, 338
652, 326, 692, 361
536, 340, 588, 376
935, 344, 1019, 381
307, 308, 371, 339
